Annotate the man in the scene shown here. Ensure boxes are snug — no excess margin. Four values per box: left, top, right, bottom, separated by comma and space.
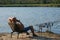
8, 17, 38, 37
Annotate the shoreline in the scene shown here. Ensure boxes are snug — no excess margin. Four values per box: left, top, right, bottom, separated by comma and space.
0, 32, 60, 40
0, 4, 60, 7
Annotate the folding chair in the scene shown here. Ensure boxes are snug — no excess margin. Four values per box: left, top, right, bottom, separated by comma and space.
8, 22, 29, 38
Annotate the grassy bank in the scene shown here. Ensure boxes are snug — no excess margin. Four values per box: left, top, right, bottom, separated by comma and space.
0, 4, 60, 7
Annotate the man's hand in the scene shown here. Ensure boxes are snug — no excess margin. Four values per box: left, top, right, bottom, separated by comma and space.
16, 20, 20, 22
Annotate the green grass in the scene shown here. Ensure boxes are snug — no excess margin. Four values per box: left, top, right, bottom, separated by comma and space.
0, 4, 60, 7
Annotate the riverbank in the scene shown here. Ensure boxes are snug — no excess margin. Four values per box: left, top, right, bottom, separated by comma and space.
0, 4, 60, 7
0, 32, 60, 40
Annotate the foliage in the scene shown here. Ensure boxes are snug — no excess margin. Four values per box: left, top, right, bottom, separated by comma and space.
0, 0, 60, 4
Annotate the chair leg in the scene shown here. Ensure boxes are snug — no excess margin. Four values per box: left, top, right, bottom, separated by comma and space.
11, 32, 13, 38
17, 33, 19, 39
26, 32, 29, 35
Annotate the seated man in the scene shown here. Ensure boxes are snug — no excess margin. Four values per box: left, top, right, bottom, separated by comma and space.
8, 17, 38, 37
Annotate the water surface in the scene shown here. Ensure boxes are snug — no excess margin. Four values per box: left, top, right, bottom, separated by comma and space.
0, 7, 60, 34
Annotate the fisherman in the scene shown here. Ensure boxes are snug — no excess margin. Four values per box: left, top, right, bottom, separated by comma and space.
8, 17, 38, 37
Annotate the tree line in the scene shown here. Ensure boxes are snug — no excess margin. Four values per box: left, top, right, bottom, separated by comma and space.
0, 0, 60, 4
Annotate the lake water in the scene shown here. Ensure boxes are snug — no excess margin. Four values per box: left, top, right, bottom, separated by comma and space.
0, 7, 60, 34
